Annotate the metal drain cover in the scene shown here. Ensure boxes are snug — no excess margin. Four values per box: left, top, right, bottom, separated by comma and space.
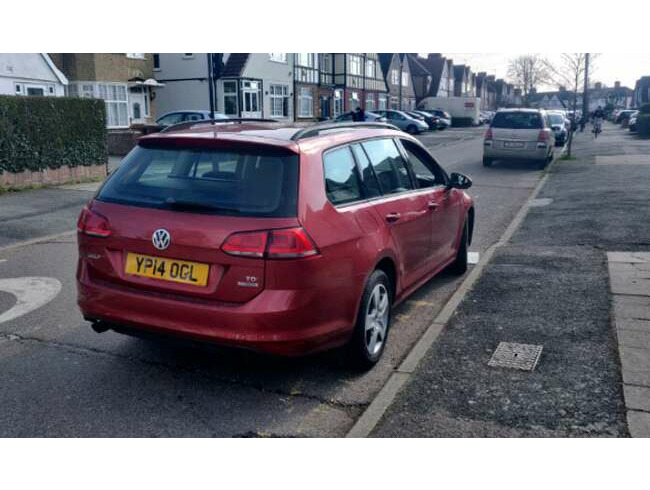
488, 342, 543, 371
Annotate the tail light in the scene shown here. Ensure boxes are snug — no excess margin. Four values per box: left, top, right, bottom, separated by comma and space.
537, 130, 550, 143
222, 228, 319, 260
77, 205, 112, 238
484, 127, 493, 140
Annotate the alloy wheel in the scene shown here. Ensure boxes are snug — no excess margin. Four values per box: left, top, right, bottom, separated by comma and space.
365, 283, 389, 356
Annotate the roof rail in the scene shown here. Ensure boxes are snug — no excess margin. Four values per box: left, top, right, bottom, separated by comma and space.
290, 122, 400, 141
160, 117, 279, 133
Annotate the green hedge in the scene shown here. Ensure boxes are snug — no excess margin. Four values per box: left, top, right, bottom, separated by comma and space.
637, 114, 650, 137
0, 95, 107, 175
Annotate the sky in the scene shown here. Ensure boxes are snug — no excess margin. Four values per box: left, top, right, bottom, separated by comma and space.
442, 53, 650, 90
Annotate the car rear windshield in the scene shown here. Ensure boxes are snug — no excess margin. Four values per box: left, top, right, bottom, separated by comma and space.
548, 114, 564, 125
97, 145, 299, 217
491, 112, 543, 129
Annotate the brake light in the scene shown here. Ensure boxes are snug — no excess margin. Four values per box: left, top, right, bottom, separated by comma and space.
222, 228, 319, 259
538, 130, 550, 142
484, 127, 493, 140
77, 205, 112, 238
221, 230, 268, 258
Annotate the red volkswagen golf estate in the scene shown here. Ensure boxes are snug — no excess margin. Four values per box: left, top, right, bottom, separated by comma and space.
77, 121, 474, 368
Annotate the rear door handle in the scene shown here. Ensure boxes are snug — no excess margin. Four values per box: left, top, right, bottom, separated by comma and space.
385, 213, 401, 223
428, 201, 439, 210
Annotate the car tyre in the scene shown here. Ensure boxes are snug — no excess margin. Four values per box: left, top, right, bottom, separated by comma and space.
346, 269, 392, 370
406, 124, 417, 135
448, 219, 469, 276
482, 156, 493, 167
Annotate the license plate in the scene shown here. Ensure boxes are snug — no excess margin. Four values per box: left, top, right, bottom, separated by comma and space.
125, 253, 209, 287
504, 141, 525, 149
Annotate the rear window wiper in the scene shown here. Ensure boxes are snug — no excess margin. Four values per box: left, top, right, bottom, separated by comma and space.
164, 197, 242, 214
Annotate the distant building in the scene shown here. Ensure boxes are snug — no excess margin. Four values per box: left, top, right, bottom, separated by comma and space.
634, 76, 650, 107
0, 53, 67, 97
51, 53, 160, 128
333, 54, 388, 113
378, 53, 416, 111
406, 54, 454, 105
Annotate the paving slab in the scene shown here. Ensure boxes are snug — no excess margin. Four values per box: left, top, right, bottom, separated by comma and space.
627, 411, 650, 438
623, 385, 650, 413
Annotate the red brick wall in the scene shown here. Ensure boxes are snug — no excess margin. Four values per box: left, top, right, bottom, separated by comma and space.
0, 164, 107, 188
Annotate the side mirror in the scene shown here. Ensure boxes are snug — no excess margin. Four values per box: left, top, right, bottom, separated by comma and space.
447, 172, 472, 190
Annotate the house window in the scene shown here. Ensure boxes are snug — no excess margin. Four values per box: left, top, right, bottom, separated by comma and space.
15, 84, 21, 94
349, 55, 362, 76
153, 54, 160, 70
49, 86, 54, 94
298, 87, 313, 118
223, 80, 238, 116
27, 87, 45, 96
269, 53, 287, 63
365, 93, 375, 111
126, 53, 145, 59
270, 84, 289, 118
296, 53, 317, 68
378, 94, 387, 111
97, 83, 128, 128
391, 69, 399, 86
401, 72, 409, 87
365, 59, 376, 78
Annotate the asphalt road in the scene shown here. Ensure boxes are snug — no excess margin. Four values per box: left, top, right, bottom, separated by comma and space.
0, 126, 548, 437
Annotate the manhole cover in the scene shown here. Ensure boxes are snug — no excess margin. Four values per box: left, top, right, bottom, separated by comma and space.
488, 342, 543, 371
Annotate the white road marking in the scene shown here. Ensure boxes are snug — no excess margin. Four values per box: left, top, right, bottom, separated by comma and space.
0, 259, 6, 264
0, 277, 62, 325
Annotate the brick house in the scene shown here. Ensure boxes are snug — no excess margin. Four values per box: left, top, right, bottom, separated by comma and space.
475, 72, 489, 109
378, 54, 416, 111
293, 53, 336, 121
50, 53, 161, 128
453, 65, 472, 97
333, 53, 388, 113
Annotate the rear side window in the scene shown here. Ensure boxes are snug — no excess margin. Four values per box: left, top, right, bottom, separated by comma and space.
362, 139, 413, 194
492, 112, 543, 129
323, 147, 363, 205
97, 145, 298, 217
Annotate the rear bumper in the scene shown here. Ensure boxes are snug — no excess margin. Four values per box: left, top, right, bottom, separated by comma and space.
77, 263, 356, 356
484, 144, 550, 161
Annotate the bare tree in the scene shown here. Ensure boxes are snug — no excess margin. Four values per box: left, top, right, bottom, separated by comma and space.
545, 54, 595, 156
507, 54, 551, 105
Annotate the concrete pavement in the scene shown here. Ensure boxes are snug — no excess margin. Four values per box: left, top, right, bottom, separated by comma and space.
370, 124, 650, 437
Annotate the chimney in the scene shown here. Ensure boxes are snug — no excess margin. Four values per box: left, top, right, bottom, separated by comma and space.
615, 81, 621, 89
427, 53, 442, 61
595, 82, 602, 90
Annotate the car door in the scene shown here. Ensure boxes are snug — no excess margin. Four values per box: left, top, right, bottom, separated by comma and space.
385, 111, 407, 131
397, 138, 463, 268
360, 138, 432, 289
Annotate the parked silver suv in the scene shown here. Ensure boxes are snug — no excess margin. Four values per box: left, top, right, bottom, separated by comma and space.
483, 109, 555, 168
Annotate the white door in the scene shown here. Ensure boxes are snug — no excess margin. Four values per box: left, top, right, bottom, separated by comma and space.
241, 89, 262, 118
129, 87, 146, 124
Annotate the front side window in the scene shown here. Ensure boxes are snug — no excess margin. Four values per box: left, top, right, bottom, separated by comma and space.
350, 144, 381, 198
298, 87, 313, 117
362, 139, 413, 194
98, 146, 299, 217
400, 140, 445, 189
156, 113, 184, 126
323, 147, 363, 205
